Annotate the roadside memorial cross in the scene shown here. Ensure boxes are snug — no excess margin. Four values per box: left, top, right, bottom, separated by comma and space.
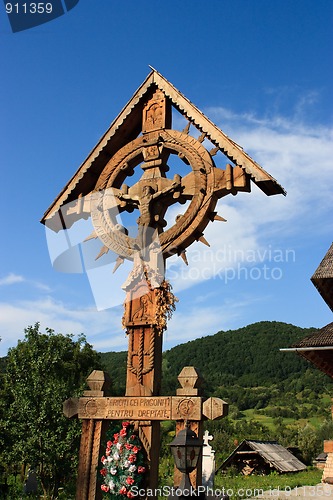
42, 70, 285, 500
63, 368, 228, 499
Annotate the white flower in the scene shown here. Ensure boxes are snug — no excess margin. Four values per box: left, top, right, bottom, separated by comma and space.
129, 465, 137, 473
123, 460, 130, 468
116, 442, 122, 450
113, 452, 120, 461
110, 467, 117, 475
108, 480, 115, 491
107, 456, 113, 463
102, 459, 107, 465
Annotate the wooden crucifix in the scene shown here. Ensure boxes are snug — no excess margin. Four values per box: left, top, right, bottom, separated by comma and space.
83, 89, 253, 489
42, 70, 284, 499
64, 368, 228, 499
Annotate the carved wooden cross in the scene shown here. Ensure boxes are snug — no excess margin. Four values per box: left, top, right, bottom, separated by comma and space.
42, 71, 284, 499
64, 368, 228, 500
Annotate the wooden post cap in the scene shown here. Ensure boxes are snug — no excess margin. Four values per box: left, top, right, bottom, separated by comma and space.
177, 366, 203, 395
84, 370, 111, 396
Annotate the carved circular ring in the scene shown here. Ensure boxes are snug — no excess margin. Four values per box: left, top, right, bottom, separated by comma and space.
177, 398, 195, 418
84, 399, 98, 417
91, 130, 216, 259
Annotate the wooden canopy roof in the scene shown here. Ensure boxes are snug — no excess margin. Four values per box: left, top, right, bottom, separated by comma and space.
311, 242, 333, 312
41, 69, 285, 231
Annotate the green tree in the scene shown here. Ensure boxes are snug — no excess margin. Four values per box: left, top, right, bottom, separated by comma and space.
1, 323, 101, 499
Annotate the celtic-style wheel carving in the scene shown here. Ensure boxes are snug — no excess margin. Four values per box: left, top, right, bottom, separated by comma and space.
91, 130, 217, 261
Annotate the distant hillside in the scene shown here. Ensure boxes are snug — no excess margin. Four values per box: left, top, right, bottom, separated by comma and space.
100, 321, 331, 400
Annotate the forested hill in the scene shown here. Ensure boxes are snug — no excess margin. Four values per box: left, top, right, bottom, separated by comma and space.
100, 321, 330, 397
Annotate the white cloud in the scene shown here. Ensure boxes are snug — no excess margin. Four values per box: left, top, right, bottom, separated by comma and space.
0, 273, 25, 286
163, 306, 223, 348
162, 106, 333, 295
0, 273, 52, 292
0, 296, 124, 356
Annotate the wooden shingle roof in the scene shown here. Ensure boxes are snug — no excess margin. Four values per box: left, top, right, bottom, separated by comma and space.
288, 323, 333, 378
291, 322, 333, 348
311, 243, 333, 312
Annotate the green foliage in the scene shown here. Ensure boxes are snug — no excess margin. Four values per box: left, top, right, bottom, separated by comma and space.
98, 321, 333, 466
99, 322, 332, 419
0, 323, 101, 499
1, 320, 332, 496
100, 351, 127, 395
162, 321, 323, 393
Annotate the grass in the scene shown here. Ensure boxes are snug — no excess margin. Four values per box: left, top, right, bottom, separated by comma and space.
214, 468, 323, 499
241, 408, 327, 432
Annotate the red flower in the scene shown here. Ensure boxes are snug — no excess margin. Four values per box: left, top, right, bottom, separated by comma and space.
101, 455, 106, 463
138, 466, 146, 474
107, 440, 113, 447
132, 446, 141, 453
120, 428, 127, 437
119, 486, 128, 495
126, 477, 135, 485
125, 443, 133, 450
122, 421, 131, 427
127, 492, 135, 498
114, 433, 119, 442
100, 468, 107, 477
130, 435, 136, 440
106, 449, 111, 456
128, 454, 137, 463
101, 484, 110, 492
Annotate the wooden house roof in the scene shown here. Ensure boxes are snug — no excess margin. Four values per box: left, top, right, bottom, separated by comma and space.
311, 243, 333, 312
41, 69, 285, 231
218, 440, 306, 474
286, 323, 333, 378
291, 322, 333, 348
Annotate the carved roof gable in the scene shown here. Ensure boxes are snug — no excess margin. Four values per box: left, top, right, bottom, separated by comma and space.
41, 69, 285, 228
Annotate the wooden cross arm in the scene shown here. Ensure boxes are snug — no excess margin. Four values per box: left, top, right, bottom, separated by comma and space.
213, 165, 250, 197
63, 395, 228, 422
180, 165, 250, 199
68, 396, 202, 421
63, 397, 80, 419
202, 397, 228, 420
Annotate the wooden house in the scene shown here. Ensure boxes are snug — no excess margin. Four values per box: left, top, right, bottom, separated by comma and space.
282, 242, 333, 483
218, 440, 306, 476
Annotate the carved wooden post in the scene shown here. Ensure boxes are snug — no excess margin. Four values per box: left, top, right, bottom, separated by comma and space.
123, 280, 164, 491
72, 370, 111, 500
174, 367, 203, 488
174, 367, 228, 488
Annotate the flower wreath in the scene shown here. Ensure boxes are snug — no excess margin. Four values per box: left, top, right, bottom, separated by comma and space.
100, 421, 146, 498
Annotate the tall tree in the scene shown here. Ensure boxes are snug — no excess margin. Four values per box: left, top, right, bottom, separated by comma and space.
1, 323, 101, 498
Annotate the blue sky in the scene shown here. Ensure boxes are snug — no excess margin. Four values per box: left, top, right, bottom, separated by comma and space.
1, 0, 332, 356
